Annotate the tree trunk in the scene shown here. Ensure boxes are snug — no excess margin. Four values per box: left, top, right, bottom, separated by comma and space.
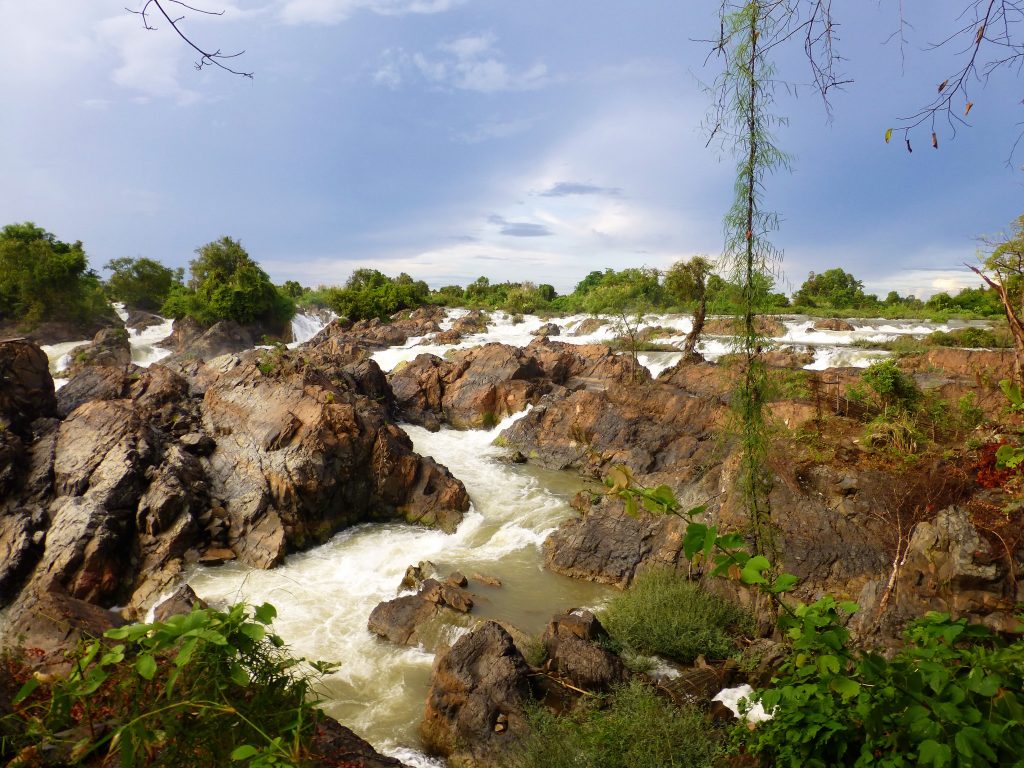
968, 264, 1024, 385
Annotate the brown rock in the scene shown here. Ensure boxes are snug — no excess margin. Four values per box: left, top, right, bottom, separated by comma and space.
421, 621, 532, 766
63, 327, 131, 375
0, 339, 57, 439
571, 318, 606, 336
541, 610, 628, 691
812, 318, 855, 332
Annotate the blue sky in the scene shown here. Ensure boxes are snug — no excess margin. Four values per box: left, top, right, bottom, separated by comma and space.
1, 0, 1021, 298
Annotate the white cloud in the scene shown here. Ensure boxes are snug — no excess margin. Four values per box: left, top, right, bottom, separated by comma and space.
95, 15, 201, 104
376, 32, 548, 93
279, 0, 463, 25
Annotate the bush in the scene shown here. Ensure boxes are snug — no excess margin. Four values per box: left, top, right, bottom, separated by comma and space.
505, 680, 724, 768
860, 359, 920, 411
161, 237, 294, 329
105, 256, 183, 311
0, 222, 112, 328
1, 602, 335, 767
600, 570, 753, 663
323, 269, 428, 321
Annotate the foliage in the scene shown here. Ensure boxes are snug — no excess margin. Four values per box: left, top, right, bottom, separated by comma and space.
608, 474, 1024, 768
0, 222, 112, 328
105, 256, 184, 311
793, 268, 875, 309
321, 269, 429, 321
601, 569, 753, 663
859, 359, 921, 411
745, 611, 1024, 768
504, 680, 724, 768
1, 602, 339, 767
162, 237, 295, 329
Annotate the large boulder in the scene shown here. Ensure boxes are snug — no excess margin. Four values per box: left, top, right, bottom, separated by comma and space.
0, 339, 57, 438
541, 610, 628, 691
200, 348, 469, 568
421, 621, 532, 767
812, 318, 855, 332
63, 326, 131, 375
451, 310, 489, 335
367, 578, 474, 650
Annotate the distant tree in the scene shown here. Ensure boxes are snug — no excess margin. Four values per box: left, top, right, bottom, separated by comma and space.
0, 222, 111, 328
323, 268, 429, 321
281, 280, 305, 299
105, 256, 183, 311
162, 236, 294, 328
664, 256, 713, 358
793, 268, 872, 309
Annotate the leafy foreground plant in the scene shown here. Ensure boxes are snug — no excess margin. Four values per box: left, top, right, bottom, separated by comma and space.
504, 680, 724, 768
600, 570, 753, 664
2, 602, 340, 767
606, 475, 1024, 768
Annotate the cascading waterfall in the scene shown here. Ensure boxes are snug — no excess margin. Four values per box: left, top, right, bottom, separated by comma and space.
188, 410, 611, 765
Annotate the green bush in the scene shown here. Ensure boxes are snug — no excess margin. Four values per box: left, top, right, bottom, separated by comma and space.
860, 359, 921, 411
743, 610, 1024, 768
600, 570, 753, 663
323, 268, 429, 321
105, 256, 183, 311
1, 602, 335, 767
0, 222, 113, 328
505, 680, 724, 768
161, 237, 294, 329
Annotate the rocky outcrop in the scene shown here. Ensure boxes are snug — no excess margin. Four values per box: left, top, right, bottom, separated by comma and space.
812, 318, 855, 332
367, 577, 474, 649
0, 340, 469, 636
201, 350, 469, 568
432, 329, 463, 345
570, 318, 606, 336
704, 316, 785, 337
421, 621, 532, 767
544, 496, 690, 587
307, 309, 443, 354
125, 309, 166, 331
451, 310, 489, 335
389, 339, 648, 430
63, 327, 131, 375
541, 610, 628, 691
533, 323, 561, 337
310, 717, 411, 768
0, 339, 58, 438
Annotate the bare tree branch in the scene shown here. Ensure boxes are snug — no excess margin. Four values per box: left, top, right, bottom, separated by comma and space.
127, 0, 252, 79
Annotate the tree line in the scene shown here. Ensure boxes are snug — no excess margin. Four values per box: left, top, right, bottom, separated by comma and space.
0, 220, 1012, 335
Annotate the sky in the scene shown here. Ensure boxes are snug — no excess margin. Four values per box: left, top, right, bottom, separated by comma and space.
1, 0, 1022, 299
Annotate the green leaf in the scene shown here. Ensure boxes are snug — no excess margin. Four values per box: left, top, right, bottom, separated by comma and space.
715, 533, 746, 550
175, 636, 199, 668
918, 739, 952, 767
830, 676, 861, 700
769, 573, 799, 593
740, 555, 771, 585
135, 654, 157, 681
239, 623, 266, 642
683, 523, 708, 560
230, 662, 250, 687
254, 602, 278, 625
12, 677, 40, 705
231, 744, 260, 761
817, 654, 841, 675
838, 601, 859, 615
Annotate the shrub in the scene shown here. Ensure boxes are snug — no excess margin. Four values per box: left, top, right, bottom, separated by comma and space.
860, 359, 920, 411
105, 256, 183, 311
600, 570, 753, 663
505, 680, 724, 768
1, 602, 336, 767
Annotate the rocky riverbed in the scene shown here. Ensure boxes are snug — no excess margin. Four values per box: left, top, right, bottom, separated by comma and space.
2, 306, 1021, 766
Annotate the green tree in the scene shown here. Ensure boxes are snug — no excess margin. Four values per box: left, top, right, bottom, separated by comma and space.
0, 222, 111, 328
162, 236, 294, 328
281, 279, 305, 299
323, 268, 429, 321
105, 256, 183, 311
664, 256, 713, 357
793, 268, 873, 309
970, 213, 1024, 382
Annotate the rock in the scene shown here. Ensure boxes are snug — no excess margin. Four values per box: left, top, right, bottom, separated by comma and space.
740, 638, 787, 688
432, 329, 463, 345
367, 578, 473, 648
179, 431, 216, 456
200, 350, 469, 568
762, 347, 815, 368
533, 323, 561, 337
451, 310, 489, 335
541, 610, 628, 691
0, 509, 45, 604
399, 561, 437, 591
57, 365, 141, 418
310, 717, 411, 768
471, 572, 502, 588
63, 327, 131, 375
812, 318, 855, 332
5, 588, 127, 662
124, 309, 166, 331
543, 498, 689, 588
570, 318, 606, 336
151, 584, 208, 622
0, 339, 57, 439
421, 621, 532, 766
704, 316, 785, 337
446, 571, 468, 588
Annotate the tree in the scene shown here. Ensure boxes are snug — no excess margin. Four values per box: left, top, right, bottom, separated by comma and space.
793, 268, 873, 309
105, 256, 183, 311
969, 213, 1024, 381
664, 256, 713, 358
162, 236, 294, 328
0, 222, 111, 328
